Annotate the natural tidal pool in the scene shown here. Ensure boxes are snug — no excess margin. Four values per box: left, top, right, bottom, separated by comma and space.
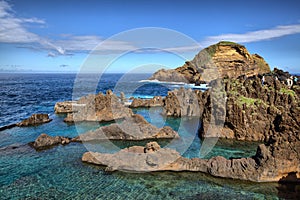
0, 110, 290, 199
0, 73, 297, 199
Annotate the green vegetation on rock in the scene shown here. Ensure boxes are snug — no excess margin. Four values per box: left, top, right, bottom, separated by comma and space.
218, 41, 242, 46
204, 41, 243, 57
237, 96, 265, 108
279, 88, 296, 97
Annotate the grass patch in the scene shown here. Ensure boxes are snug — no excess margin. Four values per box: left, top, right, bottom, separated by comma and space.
218, 41, 239, 46
205, 45, 217, 57
279, 88, 295, 97
238, 96, 256, 107
237, 96, 265, 107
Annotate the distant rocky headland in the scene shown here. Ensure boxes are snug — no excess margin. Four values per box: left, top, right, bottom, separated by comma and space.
149, 41, 271, 83
17, 41, 299, 183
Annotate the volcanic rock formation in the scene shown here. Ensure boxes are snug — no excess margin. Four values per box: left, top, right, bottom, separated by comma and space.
77, 114, 179, 141
63, 90, 133, 122
150, 41, 270, 83
17, 114, 52, 127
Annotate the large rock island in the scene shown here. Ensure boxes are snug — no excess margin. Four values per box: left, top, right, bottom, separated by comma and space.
150, 41, 270, 83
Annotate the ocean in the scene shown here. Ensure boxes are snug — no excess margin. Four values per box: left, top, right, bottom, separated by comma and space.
0, 73, 291, 199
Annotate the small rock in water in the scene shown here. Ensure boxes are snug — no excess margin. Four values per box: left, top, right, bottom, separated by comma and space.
17, 113, 52, 127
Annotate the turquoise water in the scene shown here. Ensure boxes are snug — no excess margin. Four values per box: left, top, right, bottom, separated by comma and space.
0, 109, 283, 199
0, 143, 278, 200
0, 73, 294, 199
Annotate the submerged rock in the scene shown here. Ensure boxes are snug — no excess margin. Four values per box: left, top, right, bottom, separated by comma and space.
17, 114, 52, 127
78, 114, 179, 141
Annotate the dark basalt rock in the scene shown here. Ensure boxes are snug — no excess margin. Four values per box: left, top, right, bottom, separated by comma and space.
200, 75, 299, 142
148, 68, 300, 182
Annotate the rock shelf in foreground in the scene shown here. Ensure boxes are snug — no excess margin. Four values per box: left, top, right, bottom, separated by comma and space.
82, 141, 300, 183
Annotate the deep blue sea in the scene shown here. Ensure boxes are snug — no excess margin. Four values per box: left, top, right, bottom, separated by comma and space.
0, 73, 293, 199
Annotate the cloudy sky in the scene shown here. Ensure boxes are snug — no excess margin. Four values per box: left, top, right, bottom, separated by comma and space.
0, 0, 300, 73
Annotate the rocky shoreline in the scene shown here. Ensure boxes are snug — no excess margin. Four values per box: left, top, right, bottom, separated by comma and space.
82, 141, 299, 182
19, 41, 300, 183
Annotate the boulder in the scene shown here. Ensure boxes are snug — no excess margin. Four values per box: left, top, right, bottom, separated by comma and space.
17, 114, 52, 127
30, 133, 73, 150
144, 141, 160, 153
78, 114, 179, 141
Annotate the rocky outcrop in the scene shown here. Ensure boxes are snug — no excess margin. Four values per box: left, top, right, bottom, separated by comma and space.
30, 133, 74, 150
54, 101, 85, 114
163, 88, 210, 117
199, 75, 300, 142
161, 72, 299, 142
63, 90, 133, 123
129, 96, 164, 108
17, 114, 52, 127
82, 142, 181, 172
78, 114, 179, 141
149, 41, 270, 83
82, 140, 300, 182
134, 70, 300, 182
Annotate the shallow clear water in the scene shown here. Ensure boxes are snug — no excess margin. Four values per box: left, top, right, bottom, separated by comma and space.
0, 73, 294, 199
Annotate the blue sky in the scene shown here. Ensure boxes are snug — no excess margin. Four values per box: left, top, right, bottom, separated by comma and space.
0, 0, 300, 73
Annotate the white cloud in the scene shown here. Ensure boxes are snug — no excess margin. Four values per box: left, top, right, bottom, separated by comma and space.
202, 24, 300, 46
0, 1, 44, 43
1, 0, 300, 57
0, 1, 135, 56
0, 0, 10, 18
47, 52, 56, 57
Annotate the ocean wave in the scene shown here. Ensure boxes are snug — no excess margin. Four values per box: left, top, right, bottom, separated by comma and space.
138, 79, 209, 89
139, 79, 186, 85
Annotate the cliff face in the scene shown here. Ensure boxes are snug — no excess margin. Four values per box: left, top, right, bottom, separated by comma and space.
200, 75, 300, 142
150, 41, 270, 83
